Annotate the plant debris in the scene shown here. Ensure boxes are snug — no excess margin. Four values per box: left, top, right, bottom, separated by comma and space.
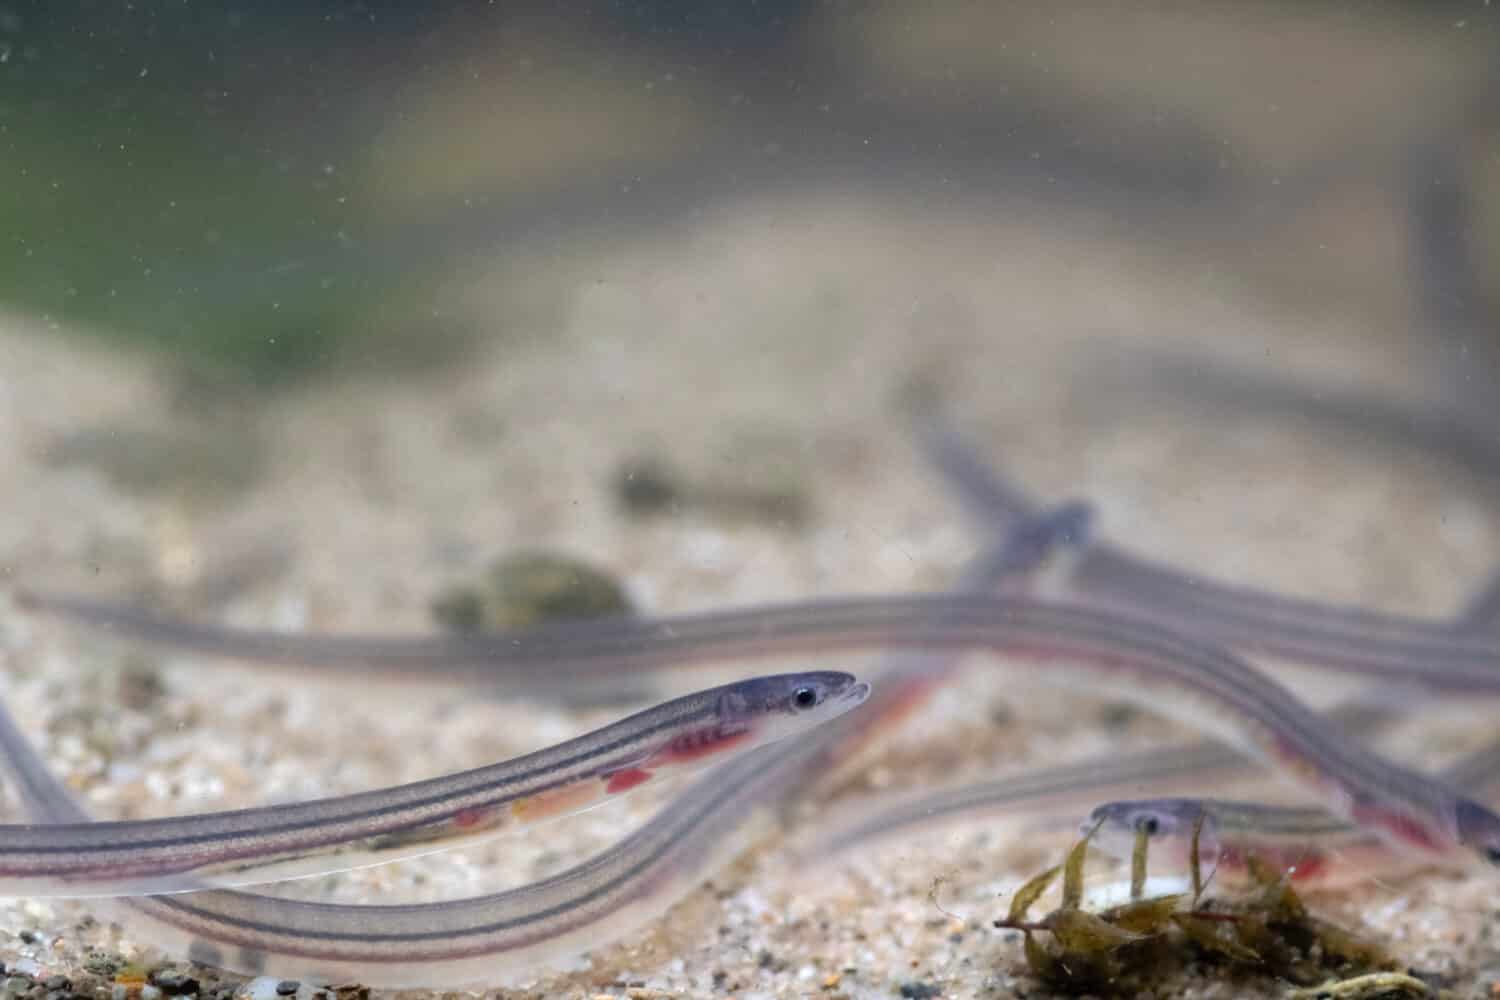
991, 814, 1418, 997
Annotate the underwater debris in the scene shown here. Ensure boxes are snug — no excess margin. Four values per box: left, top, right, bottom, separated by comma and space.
613, 438, 811, 528
991, 813, 1402, 996
1286, 971, 1436, 999
429, 550, 633, 631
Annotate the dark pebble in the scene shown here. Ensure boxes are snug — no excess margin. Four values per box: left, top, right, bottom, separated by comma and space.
613, 457, 681, 516
42, 978, 68, 992
1097, 702, 1139, 728
899, 982, 942, 999
150, 971, 201, 996
275, 982, 300, 996
17, 930, 37, 944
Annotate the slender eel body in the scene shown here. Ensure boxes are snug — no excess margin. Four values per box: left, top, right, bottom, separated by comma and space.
1089, 796, 1402, 886
114, 500, 1087, 983
801, 561, 1500, 859
1086, 735, 1500, 885
15, 588, 1500, 860
0, 676, 870, 986
0, 505, 1086, 984
0, 672, 865, 897
799, 702, 1397, 859
918, 420, 1500, 681
19, 582, 1500, 693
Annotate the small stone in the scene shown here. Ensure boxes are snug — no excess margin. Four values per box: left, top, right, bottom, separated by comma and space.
273, 984, 299, 998
117, 662, 166, 711
613, 456, 681, 516
898, 983, 941, 999
81, 955, 124, 978
43, 979, 69, 992
149, 971, 200, 996
16, 931, 37, 944
1097, 702, 1139, 728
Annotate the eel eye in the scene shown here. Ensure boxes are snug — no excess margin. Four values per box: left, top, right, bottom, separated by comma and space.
1135, 815, 1161, 836
791, 686, 819, 711
1485, 844, 1500, 866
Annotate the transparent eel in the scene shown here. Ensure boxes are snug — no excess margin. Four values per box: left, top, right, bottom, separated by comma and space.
0, 500, 1086, 901
797, 701, 1393, 860
0, 671, 867, 898
0, 495, 1077, 984
0, 688, 866, 987
1085, 736, 1500, 888
799, 558, 1500, 859
14, 592, 1500, 860
917, 417, 1500, 682
4, 511, 1495, 984
19, 520, 1500, 694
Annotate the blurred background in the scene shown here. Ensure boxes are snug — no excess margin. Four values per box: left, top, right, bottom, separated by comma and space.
4, 2, 1495, 379
3, 1, 1500, 606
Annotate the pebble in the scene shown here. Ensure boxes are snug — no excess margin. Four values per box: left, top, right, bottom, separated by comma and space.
81, 956, 123, 978
898, 982, 941, 999
149, 971, 201, 996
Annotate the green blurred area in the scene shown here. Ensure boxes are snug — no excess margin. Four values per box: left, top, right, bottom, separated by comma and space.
2, 1, 1495, 387
0, 4, 461, 386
